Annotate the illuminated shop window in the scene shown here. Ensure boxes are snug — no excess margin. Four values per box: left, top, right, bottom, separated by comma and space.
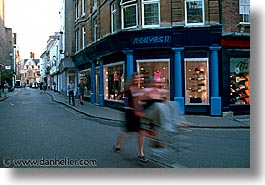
137, 59, 170, 100
185, 58, 209, 105
104, 63, 125, 101
79, 70, 91, 97
229, 58, 250, 105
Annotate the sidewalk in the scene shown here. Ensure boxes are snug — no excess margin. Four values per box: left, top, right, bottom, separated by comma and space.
0, 88, 17, 102
47, 90, 250, 129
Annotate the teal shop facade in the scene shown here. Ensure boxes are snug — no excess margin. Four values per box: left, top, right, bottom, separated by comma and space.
73, 25, 224, 116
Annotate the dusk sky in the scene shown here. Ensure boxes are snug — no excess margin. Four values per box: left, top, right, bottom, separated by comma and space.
4, 0, 61, 59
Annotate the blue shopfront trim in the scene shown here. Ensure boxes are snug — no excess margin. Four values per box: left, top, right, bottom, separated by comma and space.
73, 25, 224, 115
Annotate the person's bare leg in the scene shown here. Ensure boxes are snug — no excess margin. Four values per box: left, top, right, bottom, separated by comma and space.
138, 130, 145, 157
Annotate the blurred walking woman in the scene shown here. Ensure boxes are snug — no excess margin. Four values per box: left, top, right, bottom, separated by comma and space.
114, 73, 148, 163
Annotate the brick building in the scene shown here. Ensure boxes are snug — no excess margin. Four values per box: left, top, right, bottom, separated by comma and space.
69, 0, 250, 115
220, 0, 250, 114
0, 0, 15, 85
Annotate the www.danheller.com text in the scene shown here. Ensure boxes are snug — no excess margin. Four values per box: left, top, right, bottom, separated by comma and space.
2, 157, 97, 167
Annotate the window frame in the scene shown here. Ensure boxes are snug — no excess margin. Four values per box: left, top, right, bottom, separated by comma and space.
111, 2, 117, 33
141, 0, 160, 28
81, 0, 86, 16
75, 28, 80, 52
184, 0, 205, 26
75, 0, 80, 20
120, 0, 138, 29
136, 59, 170, 100
184, 58, 209, 105
239, 0, 250, 24
93, 19, 97, 42
104, 62, 125, 101
82, 26, 86, 49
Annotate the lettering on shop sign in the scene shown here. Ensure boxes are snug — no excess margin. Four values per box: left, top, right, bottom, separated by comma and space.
131, 36, 171, 45
235, 61, 249, 74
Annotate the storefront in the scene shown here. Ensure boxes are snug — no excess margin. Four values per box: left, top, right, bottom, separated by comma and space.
73, 25, 224, 115
221, 34, 250, 115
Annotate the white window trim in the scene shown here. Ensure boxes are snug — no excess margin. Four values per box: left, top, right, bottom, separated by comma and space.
81, 0, 85, 16
121, 3, 138, 29
141, 0, 160, 28
93, 0, 98, 11
184, 58, 209, 105
239, 0, 250, 24
82, 26, 86, 49
184, 0, 205, 26
75, 1, 79, 21
120, 0, 137, 6
76, 29, 80, 52
94, 22, 97, 42
111, 3, 117, 33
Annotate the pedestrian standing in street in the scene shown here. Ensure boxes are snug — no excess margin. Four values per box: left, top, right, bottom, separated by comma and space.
0, 82, 3, 97
68, 80, 75, 106
3, 81, 9, 97
43, 81, 47, 93
39, 82, 43, 94
114, 73, 148, 163
78, 79, 86, 105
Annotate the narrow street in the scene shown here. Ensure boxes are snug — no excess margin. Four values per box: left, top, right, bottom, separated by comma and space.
0, 88, 160, 168
0, 88, 250, 168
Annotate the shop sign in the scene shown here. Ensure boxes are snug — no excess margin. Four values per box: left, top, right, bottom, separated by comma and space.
131, 35, 171, 45
5, 66, 11, 70
230, 58, 249, 74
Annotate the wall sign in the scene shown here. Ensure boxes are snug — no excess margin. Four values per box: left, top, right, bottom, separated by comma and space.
131, 36, 171, 45
230, 58, 249, 74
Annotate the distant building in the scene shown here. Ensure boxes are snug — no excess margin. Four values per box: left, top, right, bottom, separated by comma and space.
20, 57, 41, 86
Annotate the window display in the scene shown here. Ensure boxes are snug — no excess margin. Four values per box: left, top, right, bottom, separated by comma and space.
104, 63, 124, 101
79, 70, 91, 97
230, 58, 250, 105
137, 60, 170, 100
185, 58, 209, 105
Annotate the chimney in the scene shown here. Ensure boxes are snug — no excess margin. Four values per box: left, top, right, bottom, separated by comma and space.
30, 52, 35, 59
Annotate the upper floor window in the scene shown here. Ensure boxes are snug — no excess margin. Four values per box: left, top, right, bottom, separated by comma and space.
93, 19, 98, 42
93, 0, 98, 10
76, 28, 80, 52
120, 0, 138, 29
142, 0, 160, 28
75, 0, 80, 20
82, 26, 86, 49
82, 0, 86, 16
239, 0, 250, 24
111, 2, 118, 33
185, 0, 205, 26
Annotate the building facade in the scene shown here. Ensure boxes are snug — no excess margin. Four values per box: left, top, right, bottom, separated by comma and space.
220, 0, 250, 115
20, 57, 41, 86
0, 0, 15, 86
69, 0, 250, 116
58, 0, 76, 97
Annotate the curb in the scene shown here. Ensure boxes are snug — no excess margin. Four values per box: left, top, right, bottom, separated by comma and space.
47, 92, 250, 129
186, 125, 250, 129
47, 92, 122, 122
0, 97, 8, 102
